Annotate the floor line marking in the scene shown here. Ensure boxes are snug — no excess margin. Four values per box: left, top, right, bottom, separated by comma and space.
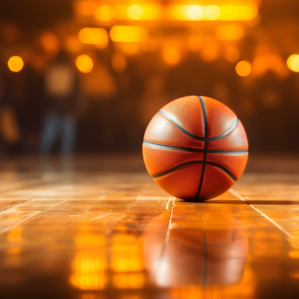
91, 213, 112, 221
0, 207, 12, 213
0, 199, 68, 235
160, 197, 175, 261
230, 189, 295, 240
166, 197, 172, 210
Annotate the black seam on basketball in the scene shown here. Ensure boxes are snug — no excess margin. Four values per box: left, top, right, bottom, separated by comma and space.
143, 141, 248, 154
158, 111, 205, 141
151, 160, 204, 178
206, 119, 239, 141
195, 96, 208, 200
158, 110, 239, 142
205, 161, 237, 181
151, 160, 237, 181
143, 141, 204, 152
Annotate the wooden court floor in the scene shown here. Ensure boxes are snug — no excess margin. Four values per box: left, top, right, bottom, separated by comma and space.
0, 156, 299, 299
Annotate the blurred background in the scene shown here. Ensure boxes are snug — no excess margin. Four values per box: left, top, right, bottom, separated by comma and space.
0, 0, 298, 156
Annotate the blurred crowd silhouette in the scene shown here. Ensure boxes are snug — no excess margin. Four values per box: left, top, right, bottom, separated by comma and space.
0, 0, 299, 156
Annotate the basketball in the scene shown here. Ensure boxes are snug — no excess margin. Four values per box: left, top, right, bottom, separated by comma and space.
142, 96, 248, 200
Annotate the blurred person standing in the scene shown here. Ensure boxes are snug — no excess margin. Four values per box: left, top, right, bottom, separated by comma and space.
40, 51, 79, 156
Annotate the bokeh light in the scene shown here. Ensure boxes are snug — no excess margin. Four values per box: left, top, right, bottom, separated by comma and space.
76, 54, 93, 73
78, 28, 108, 47
162, 44, 181, 65
94, 5, 113, 21
113, 4, 127, 19
216, 25, 244, 40
221, 4, 258, 21
127, 5, 144, 20
205, 5, 221, 20
225, 47, 240, 62
8, 56, 24, 72
287, 54, 299, 72
111, 53, 127, 73
187, 5, 203, 20
110, 26, 148, 43
117, 43, 140, 56
40, 32, 58, 53
236, 61, 251, 77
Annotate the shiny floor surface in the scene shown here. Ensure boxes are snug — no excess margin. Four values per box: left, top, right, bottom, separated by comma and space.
1, 157, 299, 299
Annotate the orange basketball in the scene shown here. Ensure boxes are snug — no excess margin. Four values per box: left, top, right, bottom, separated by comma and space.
142, 96, 248, 201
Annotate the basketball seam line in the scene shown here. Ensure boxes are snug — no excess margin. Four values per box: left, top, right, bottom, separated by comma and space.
158, 110, 239, 141
195, 96, 207, 200
151, 160, 237, 181
143, 141, 248, 154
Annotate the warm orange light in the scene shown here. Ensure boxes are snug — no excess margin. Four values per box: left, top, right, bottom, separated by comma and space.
127, 4, 144, 20
40, 32, 58, 52
111, 53, 127, 73
200, 39, 219, 62
289, 251, 299, 258
76, 55, 93, 73
8, 56, 24, 72
73, 0, 96, 16
216, 25, 244, 40
187, 5, 203, 20
220, 4, 258, 21
94, 5, 113, 21
225, 47, 240, 62
163, 44, 181, 65
287, 55, 299, 72
113, 4, 127, 19
289, 270, 299, 278
252, 55, 288, 78
205, 5, 221, 20
112, 273, 145, 289
117, 43, 140, 55
64, 36, 82, 53
187, 35, 203, 52
69, 251, 108, 290
236, 61, 251, 77
110, 26, 148, 43
78, 28, 108, 47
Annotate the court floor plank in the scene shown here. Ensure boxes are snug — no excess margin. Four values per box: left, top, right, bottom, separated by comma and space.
0, 159, 299, 299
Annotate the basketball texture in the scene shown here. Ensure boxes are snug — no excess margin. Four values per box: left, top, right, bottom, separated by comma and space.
142, 96, 248, 200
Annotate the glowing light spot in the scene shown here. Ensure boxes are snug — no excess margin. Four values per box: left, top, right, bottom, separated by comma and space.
205, 5, 221, 20
236, 61, 251, 77
113, 4, 127, 19
76, 55, 93, 73
289, 251, 299, 258
127, 5, 144, 20
221, 4, 258, 21
110, 26, 148, 43
187, 5, 203, 20
78, 28, 108, 48
225, 47, 240, 62
290, 270, 299, 278
287, 54, 299, 72
111, 53, 127, 73
64, 36, 82, 53
162, 44, 181, 65
8, 56, 24, 72
94, 5, 113, 21
40, 32, 58, 53
112, 273, 145, 289
187, 35, 203, 52
216, 25, 244, 40
200, 39, 219, 62
117, 43, 140, 55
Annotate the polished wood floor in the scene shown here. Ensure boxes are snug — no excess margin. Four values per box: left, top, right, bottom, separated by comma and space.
0, 156, 299, 299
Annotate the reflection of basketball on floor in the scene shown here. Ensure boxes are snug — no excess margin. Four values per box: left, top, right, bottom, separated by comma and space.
142, 96, 248, 200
